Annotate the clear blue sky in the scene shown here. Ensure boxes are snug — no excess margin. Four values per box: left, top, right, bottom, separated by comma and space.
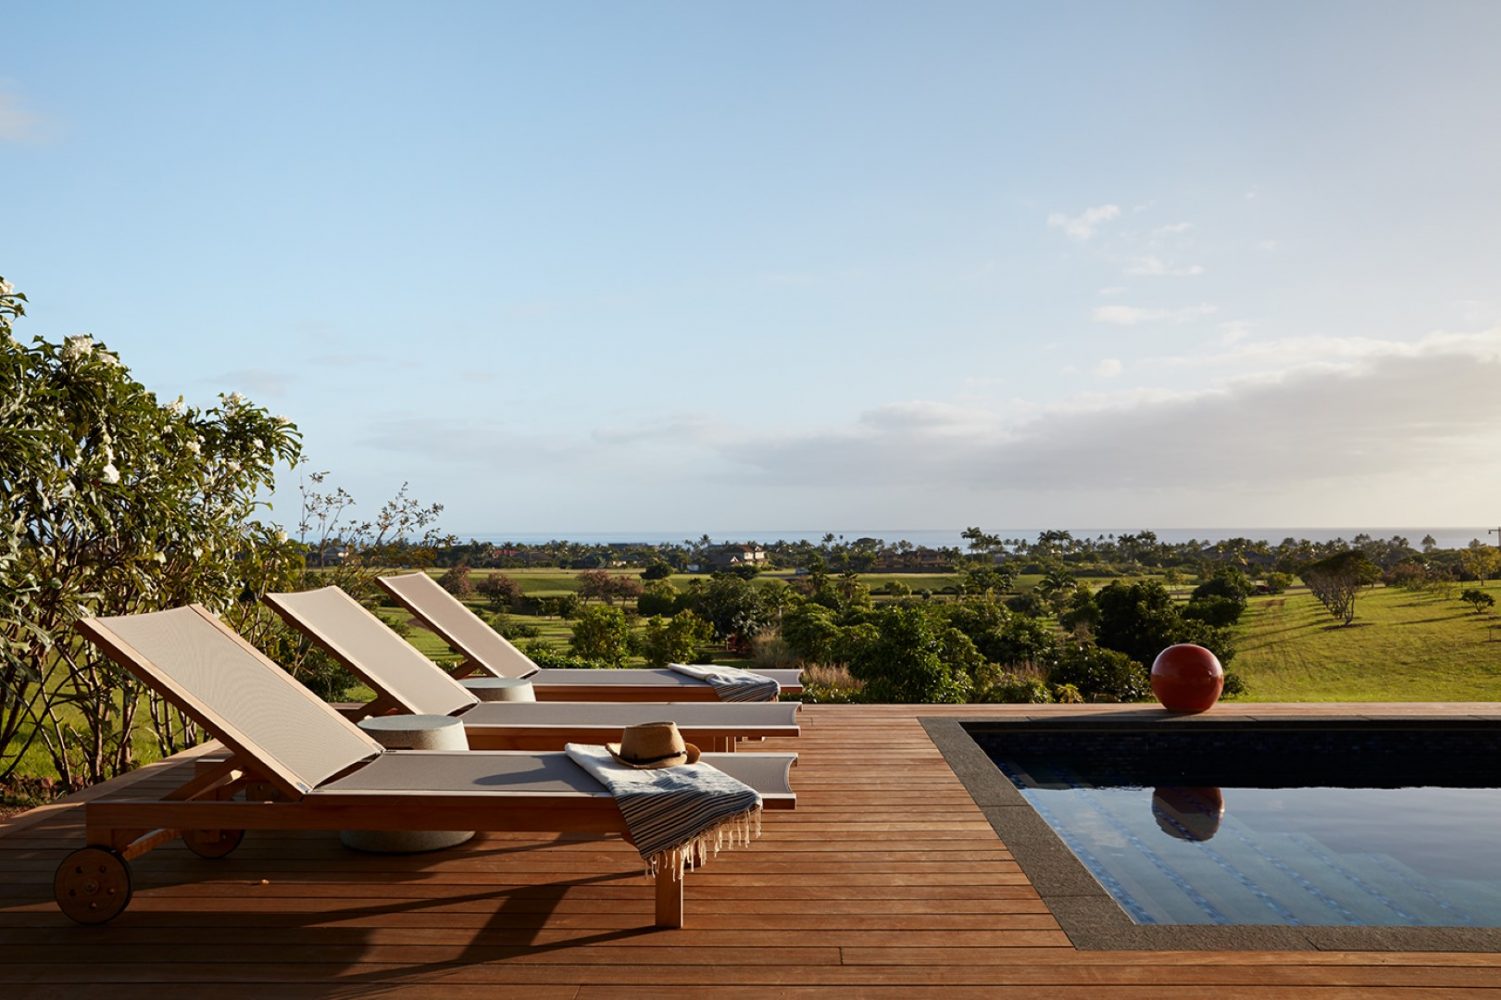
5, 1, 1500, 535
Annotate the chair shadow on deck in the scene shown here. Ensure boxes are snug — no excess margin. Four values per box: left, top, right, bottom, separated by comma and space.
4, 827, 667, 986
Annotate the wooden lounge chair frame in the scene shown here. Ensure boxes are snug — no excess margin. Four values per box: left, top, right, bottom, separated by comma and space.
262, 586, 801, 752
58, 605, 794, 929
377, 571, 805, 700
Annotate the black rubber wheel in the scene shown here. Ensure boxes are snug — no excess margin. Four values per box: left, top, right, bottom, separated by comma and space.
54, 847, 132, 925
183, 827, 245, 859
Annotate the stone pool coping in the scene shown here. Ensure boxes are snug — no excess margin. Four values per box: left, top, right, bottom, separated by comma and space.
923, 712, 1501, 952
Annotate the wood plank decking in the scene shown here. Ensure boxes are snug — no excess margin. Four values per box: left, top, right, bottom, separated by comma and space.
3, 703, 1500, 997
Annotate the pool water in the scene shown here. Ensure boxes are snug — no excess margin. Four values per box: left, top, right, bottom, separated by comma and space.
982, 728, 1501, 927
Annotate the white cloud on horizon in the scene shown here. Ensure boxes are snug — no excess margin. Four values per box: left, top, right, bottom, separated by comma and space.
1047, 204, 1120, 241
707, 332, 1501, 519
1093, 358, 1123, 378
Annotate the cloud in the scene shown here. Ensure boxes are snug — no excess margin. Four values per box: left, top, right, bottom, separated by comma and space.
1093, 358, 1123, 378
205, 368, 296, 397
1092, 303, 1218, 326
712, 332, 1501, 506
1123, 256, 1204, 277
1097, 286, 1126, 296
0, 93, 42, 142
1046, 204, 1120, 241
1152, 222, 1194, 237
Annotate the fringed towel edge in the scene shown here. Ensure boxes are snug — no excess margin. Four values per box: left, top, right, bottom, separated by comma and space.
645, 802, 763, 881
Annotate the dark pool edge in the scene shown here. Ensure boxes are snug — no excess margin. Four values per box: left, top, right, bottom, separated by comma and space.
921, 715, 1501, 952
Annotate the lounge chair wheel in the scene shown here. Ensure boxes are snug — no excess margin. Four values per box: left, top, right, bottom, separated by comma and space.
183, 828, 245, 859
54, 847, 132, 925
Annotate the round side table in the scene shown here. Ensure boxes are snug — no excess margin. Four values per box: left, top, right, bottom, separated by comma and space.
461, 677, 537, 702
340, 714, 475, 854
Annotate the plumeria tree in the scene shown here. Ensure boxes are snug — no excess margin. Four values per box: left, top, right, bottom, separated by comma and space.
0, 276, 304, 787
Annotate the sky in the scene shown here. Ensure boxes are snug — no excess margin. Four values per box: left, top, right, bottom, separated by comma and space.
4, 1, 1500, 537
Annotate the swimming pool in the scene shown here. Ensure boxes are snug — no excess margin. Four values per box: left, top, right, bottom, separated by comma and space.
929, 716, 1501, 949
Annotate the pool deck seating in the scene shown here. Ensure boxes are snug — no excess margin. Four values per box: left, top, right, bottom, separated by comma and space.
5, 702, 1501, 995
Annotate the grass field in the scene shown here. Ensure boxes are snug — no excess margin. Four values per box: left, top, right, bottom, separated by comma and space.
1228, 582, 1501, 701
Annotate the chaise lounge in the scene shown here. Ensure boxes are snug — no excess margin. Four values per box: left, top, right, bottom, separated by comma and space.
263, 585, 800, 751
58, 605, 796, 928
378, 571, 804, 700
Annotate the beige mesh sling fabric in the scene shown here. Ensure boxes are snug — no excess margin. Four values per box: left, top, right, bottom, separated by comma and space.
378, 572, 803, 698
263, 586, 800, 748
84, 605, 384, 794
378, 571, 540, 679
262, 586, 477, 717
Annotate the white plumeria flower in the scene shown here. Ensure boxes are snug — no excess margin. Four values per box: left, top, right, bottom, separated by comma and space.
224, 392, 246, 407
274, 530, 287, 544
0, 278, 14, 296
185, 438, 202, 455
273, 415, 291, 427
226, 460, 241, 473
63, 335, 95, 360
101, 463, 120, 485
252, 438, 264, 451
166, 396, 185, 415
153, 551, 166, 564
191, 547, 203, 559
99, 352, 122, 368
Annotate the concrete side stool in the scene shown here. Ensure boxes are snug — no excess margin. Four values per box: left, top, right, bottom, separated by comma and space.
340, 714, 475, 854
462, 677, 536, 702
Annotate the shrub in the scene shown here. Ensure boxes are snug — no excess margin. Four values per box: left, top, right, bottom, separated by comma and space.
1047, 645, 1151, 702
489, 613, 540, 640
521, 642, 600, 670
1263, 571, 1294, 594
635, 610, 713, 667
1182, 594, 1245, 627
982, 671, 1054, 704
1221, 671, 1248, 698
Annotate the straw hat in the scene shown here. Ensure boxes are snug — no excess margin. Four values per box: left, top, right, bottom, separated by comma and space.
606, 721, 701, 769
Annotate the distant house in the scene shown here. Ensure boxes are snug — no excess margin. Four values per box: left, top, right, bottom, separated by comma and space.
704, 543, 768, 571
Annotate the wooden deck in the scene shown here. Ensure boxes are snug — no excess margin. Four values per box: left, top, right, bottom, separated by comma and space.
3, 703, 1501, 997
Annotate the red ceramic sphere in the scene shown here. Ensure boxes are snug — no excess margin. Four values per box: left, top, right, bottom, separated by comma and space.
1150, 643, 1224, 713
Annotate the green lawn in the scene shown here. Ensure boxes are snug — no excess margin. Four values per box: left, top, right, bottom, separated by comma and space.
1230, 583, 1501, 701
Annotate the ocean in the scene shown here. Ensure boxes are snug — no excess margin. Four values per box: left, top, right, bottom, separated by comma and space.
455, 527, 1499, 551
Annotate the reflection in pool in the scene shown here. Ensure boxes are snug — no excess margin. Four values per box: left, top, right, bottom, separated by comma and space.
1151, 786, 1225, 842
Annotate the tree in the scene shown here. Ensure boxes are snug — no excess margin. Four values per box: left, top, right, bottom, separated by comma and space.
635, 610, 713, 667
437, 562, 474, 598
568, 605, 631, 666
1, 276, 304, 787
1460, 589, 1496, 614
1095, 580, 1236, 667
636, 579, 680, 617
845, 605, 978, 704
476, 572, 522, 612
641, 561, 674, 581
1300, 551, 1380, 625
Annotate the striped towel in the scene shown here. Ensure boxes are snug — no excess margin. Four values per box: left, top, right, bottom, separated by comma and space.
668, 662, 781, 702
565, 742, 762, 879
